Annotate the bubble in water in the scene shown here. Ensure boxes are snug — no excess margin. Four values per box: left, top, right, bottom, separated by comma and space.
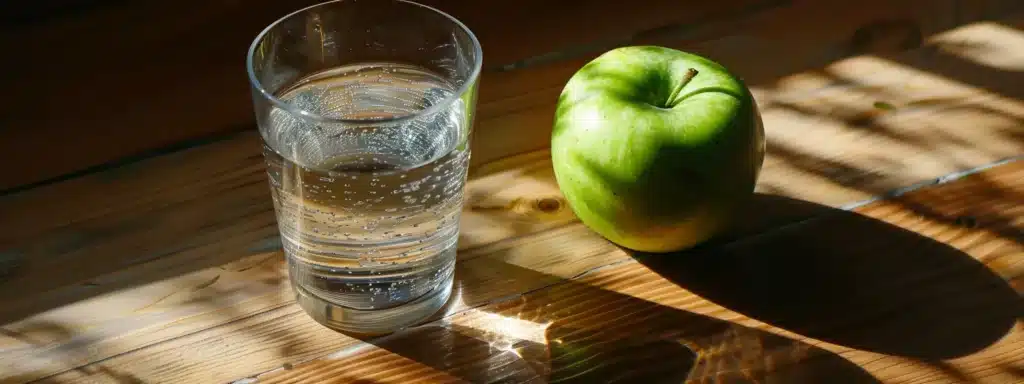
262, 62, 465, 316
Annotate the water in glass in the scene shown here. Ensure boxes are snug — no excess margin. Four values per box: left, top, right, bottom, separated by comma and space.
260, 62, 469, 333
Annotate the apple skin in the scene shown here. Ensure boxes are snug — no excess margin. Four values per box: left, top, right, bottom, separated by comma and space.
551, 46, 765, 253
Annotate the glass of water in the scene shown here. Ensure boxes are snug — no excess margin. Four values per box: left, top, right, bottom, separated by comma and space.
246, 0, 481, 334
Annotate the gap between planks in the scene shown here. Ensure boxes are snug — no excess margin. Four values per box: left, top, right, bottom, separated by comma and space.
0, 0, 780, 191
238, 157, 1023, 382
22, 149, 1024, 382
28, 156, 1011, 384
254, 159, 1024, 384
3, 0, 1019, 194
2, 6, 1024, 384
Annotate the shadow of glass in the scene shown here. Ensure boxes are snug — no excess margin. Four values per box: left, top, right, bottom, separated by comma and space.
630, 193, 1022, 360
344, 258, 880, 383
540, 327, 696, 383
369, 322, 697, 383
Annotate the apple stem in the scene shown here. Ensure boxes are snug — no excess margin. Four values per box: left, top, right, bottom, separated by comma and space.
666, 68, 699, 107
680, 68, 699, 89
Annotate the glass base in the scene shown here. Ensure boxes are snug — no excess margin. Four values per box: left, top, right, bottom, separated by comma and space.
292, 274, 453, 335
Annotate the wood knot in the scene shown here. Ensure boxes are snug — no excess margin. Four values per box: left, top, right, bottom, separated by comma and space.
534, 198, 563, 213
954, 216, 978, 229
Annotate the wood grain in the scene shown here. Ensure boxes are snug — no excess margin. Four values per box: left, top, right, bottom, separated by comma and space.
4, 10, 1022, 299
2, 10, 1024, 381
0, 143, 580, 383
4, 0, 1022, 191
0, 0, 773, 191
472, 4, 1024, 181
255, 163, 1022, 384
201, 162, 1024, 383
2, 143, 1020, 382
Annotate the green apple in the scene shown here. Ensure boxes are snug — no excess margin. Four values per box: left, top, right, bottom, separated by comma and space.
551, 46, 765, 253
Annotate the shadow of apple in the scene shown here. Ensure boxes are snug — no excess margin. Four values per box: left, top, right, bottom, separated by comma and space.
629, 193, 1022, 360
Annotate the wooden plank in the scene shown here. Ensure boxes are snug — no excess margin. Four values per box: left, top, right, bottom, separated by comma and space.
4, 0, 1021, 192
0, 196, 821, 383
0, 146, 581, 382
3, 0, 774, 68
0, 0, 775, 191
13, 2, 1024, 315
259, 160, 1024, 384
2, 9, 1023, 383
40, 159, 1024, 383
472, 1, 1024, 176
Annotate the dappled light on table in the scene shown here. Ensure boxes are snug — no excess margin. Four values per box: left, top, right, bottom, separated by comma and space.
1, 6, 1023, 383
262, 255, 881, 383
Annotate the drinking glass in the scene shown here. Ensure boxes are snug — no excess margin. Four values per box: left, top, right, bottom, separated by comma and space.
246, 0, 481, 334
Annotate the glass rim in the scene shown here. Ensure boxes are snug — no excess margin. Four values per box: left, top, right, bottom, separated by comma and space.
245, 0, 483, 125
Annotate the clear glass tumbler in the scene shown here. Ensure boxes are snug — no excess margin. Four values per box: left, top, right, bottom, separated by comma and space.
246, 0, 481, 334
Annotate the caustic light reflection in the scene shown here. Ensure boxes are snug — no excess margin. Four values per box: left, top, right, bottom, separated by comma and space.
445, 285, 554, 356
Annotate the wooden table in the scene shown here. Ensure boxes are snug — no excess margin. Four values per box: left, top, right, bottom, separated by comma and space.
1, 1, 1022, 383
